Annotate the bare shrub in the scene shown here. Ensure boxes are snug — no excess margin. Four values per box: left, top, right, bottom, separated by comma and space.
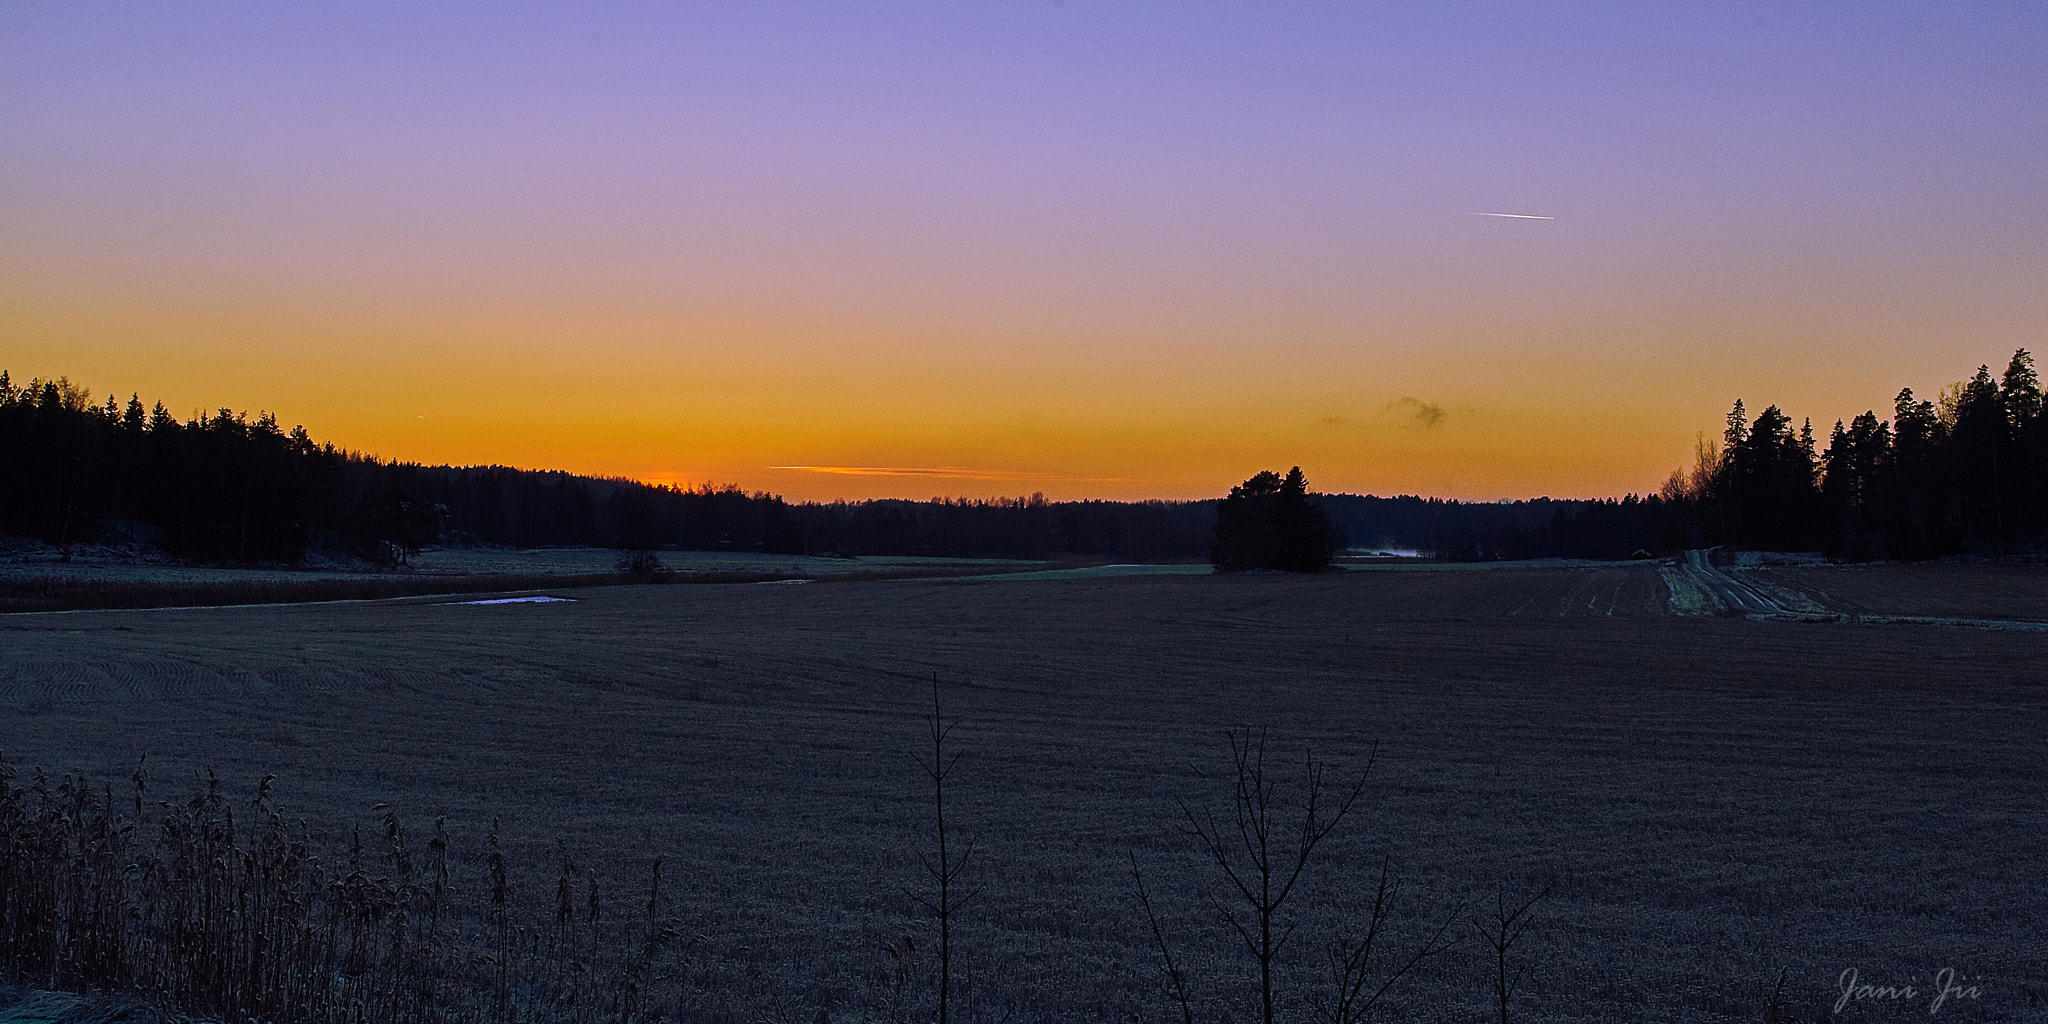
1134, 730, 1454, 1024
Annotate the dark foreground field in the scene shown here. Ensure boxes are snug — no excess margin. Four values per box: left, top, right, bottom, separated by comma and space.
3, 568, 2044, 1022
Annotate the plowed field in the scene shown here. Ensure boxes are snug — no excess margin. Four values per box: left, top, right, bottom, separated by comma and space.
3, 569, 2043, 1022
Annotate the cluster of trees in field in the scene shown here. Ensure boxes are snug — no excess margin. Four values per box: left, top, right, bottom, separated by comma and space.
1662, 349, 2048, 560
1211, 467, 1344, 571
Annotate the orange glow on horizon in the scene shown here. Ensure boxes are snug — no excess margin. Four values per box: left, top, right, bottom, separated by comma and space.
3, 285, 1942, 505
8, 5, 2041, 505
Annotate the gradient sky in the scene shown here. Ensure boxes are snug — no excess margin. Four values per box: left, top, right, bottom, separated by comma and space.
5, 2, 2046, 501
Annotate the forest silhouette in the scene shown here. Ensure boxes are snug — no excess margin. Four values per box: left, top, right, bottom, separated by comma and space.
2, 351, 2043, 566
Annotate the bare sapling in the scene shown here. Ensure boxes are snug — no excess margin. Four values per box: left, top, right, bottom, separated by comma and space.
1307, 857, 1458, 1024
1176, 728, 1373, 1024
1473, 882, 1549, 1024
908, 673, 982, 1024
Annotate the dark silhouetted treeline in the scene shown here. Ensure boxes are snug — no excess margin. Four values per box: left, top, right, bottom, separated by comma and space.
1322, 493, 1680, 561
0, 374, 805, 564
12, 353, 2045, 567
1660, 350, 2048, 560
387, 465, 806, 555
0, 375, 351, 563
0, 373, 1649, 566
0, 370, 1689, 565
786, 494, 1218, 560
0, 373, 1216, 563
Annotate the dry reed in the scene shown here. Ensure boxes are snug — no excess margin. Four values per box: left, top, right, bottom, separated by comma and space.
0, 754, 689, 1024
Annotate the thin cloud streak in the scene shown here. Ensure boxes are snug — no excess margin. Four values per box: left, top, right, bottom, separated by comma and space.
1464, 212, 1556, 220
773, 466, 1128, 482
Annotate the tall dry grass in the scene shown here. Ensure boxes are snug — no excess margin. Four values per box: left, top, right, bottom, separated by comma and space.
0, 755, 687, 1024
0, 741, 1560, 1024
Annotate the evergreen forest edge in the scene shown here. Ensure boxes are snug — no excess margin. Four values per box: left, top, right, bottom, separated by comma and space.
4, 349, 2046, 570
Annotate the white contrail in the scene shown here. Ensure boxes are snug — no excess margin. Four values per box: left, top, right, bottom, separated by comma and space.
1464, 211, 1555, 220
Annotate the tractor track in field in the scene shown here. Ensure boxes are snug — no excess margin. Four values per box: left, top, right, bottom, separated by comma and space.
1680, 549, 1789, 615
1674, 548, 2048, 631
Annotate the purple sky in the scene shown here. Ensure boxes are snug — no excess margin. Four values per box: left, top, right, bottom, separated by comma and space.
6, 2, 2045, 499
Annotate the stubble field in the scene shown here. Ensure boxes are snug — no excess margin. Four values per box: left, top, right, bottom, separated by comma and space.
2, 565, 2044, 1022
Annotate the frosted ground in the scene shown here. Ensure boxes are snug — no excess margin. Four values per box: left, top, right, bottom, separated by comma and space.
3, 567, 2043, 1021
0, 537, 1043, 585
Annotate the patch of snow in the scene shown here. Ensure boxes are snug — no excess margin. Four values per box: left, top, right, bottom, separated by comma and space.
1658, 566, 1714, 616
449, 596, 576, 605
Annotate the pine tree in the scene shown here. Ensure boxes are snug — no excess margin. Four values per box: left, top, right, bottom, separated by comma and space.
1949, 366, 2005, 544
1998, 349, 2042, 535
2000, 349, 2041, 429
1272, 467, 1338, 571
